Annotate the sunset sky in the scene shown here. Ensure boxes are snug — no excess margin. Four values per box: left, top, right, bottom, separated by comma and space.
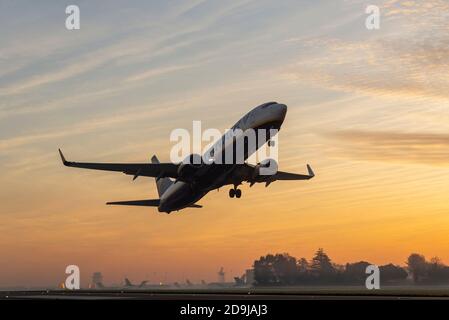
1, 0, 449, 287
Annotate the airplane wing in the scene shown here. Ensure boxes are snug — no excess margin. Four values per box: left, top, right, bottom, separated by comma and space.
58, 149, 179, 180
271, 164, 315, 181
231, 163, 315, 187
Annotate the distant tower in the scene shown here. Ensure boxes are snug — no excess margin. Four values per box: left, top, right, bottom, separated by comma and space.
91, 272, 103, 288
245, 269, 255, 286
218, 267, 225, 283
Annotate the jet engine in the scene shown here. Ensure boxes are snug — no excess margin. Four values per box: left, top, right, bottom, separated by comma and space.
253, 158, 278, 177
250, 158, 278, 186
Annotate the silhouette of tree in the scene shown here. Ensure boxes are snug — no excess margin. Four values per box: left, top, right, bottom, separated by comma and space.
254, 254, 277, 285
407, 253, 427, 283
430, 257, 442, 265
252, 250, 448, 287
273, 253, 297, 285
254, 253, 297, 285
427, 256, 449, 284
379, 264, 408, 283
310, 248, 335, 276
297, 258, 308, 273
344, 261, 371, 284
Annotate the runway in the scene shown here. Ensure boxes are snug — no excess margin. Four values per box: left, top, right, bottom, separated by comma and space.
2, 288, 449, 300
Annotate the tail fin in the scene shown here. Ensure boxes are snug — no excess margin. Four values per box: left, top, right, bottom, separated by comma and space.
151, 155, 173, 196
124, 278, 133, 287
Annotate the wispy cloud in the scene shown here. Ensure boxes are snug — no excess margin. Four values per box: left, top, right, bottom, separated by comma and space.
383, 0, 449, 23
280, 0, 449, 102
324, 130, 449, 165
0, 73, 269, 154
0, 104, 173, 152
125, 64, 198, 82
282, 36, 449, 101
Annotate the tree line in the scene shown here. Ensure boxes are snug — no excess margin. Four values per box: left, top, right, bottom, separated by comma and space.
253, 249, 449, 286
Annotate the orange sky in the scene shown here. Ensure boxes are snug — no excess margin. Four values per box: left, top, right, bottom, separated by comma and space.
1, 0, 449, 287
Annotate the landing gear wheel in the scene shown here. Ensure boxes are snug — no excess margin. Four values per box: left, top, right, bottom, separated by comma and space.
235, 189, 242, 198
229, 189, 235, 198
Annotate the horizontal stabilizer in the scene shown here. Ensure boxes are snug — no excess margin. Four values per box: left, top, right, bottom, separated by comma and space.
106, 199, 160, 206
188, 204, 203, 208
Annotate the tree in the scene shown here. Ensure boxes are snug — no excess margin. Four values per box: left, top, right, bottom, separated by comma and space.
430, 256, 442, 266
254, 254, 277, 285
272, 253, 297, 285
407, 253, 427, 283
344, 261, 371, 284
310, 248, 336, 277
297, 258, 308, 273
254, 253, 298, 285
379, 264, 408, 283
427, 256, 449, 284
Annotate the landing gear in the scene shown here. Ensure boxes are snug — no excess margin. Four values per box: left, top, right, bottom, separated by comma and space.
229, 186, 242, 198
235, 189, 242, 198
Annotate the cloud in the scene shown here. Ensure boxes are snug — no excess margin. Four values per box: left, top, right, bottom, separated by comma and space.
280, 0, 449, 102
0, 103, 174, 152
0, 0, 255, 101
383, 0, 449, 23
0, 72, 271, 154
125, 64, 198, 82
324, 130, 449, 165
0, 39, 149, 97
282, 36, 449, 102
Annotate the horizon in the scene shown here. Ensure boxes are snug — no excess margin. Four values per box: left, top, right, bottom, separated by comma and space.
0, 248, 438, 289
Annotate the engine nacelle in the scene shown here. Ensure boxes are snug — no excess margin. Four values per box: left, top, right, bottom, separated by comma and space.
253, 158, 278, 179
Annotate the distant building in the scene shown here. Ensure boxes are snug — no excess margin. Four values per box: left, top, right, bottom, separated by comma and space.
91, 272, 103, 288
245, 269, 255, 286
218, 267, 225, 283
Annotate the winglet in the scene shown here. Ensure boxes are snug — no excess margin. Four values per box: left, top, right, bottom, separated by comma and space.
307, 164, 315, 178
58, 148, 68, 165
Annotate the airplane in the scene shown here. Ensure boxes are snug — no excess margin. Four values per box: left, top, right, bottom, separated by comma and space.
90, 279, 149, 289
59, 101, 314, 213
124, 278, 148, 288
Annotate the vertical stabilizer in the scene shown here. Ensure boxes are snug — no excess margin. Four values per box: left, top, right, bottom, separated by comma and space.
151, 155, 173, 196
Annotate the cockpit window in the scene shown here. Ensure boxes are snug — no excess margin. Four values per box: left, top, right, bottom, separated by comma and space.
260, 102, 277, 109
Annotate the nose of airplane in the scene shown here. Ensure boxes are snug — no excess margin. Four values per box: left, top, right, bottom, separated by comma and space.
276, 103, 287, 120
278, 103, 287, 115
